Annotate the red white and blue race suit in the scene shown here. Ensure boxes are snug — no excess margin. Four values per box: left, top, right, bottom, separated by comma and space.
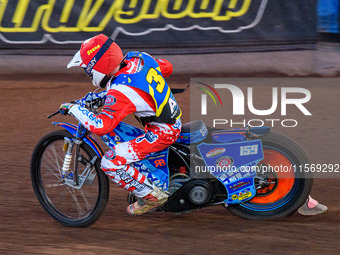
69, 52, 182, 197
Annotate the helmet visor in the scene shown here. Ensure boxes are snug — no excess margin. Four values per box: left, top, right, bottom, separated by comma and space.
67, 50, 86, 69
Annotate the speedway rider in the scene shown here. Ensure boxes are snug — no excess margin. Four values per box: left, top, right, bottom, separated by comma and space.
60, 34, 181, 216
61, 34, 327, 217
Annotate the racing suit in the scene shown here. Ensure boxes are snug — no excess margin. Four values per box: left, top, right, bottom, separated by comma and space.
69, 52, 182, 198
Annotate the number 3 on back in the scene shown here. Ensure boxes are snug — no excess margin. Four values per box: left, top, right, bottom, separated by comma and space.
146, 68, 165, 93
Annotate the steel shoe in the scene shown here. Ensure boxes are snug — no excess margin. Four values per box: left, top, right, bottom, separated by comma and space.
126, 185, 168, 216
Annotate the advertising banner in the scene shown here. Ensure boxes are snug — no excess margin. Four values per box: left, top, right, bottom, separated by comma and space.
0, 0, 316, 53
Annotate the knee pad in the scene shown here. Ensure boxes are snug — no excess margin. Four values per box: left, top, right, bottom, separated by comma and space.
101, 155, 120, 171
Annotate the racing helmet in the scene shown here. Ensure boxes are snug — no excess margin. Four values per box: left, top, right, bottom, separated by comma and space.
67, 34, 123, 88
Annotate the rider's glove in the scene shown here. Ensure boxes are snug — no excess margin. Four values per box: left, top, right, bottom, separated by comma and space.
59, 103, 74, 115
73, 92, 92, 106
74, 91, 107, 107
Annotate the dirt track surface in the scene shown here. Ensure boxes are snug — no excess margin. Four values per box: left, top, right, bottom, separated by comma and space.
0, 75, 340, 255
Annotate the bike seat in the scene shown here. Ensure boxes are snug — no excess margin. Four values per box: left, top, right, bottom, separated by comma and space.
176, 120, 208, 144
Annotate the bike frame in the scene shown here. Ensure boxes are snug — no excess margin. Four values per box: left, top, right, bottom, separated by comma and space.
54, 121, 271, 205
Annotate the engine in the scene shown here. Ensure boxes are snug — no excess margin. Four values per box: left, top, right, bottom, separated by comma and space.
163, 179, 215, 213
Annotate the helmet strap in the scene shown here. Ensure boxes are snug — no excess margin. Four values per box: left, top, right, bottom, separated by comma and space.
99, 75, 110, 88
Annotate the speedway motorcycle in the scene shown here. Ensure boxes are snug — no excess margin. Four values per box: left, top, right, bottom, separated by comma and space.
31, 92, 312, 227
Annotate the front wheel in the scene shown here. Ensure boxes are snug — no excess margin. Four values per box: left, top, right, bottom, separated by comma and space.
226, 132, 313, 220
31, 130, 109, 227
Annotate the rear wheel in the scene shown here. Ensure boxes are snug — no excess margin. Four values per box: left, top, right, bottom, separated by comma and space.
31, 130, 109, 227
226, 132, 312, 219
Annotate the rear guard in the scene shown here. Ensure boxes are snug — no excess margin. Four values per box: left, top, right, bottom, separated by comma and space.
211, 126, 270, 143
197, 140, 264, 205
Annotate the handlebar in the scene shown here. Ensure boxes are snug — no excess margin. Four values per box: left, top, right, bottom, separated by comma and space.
47, 96, 103, 119
47, 111, 60, 119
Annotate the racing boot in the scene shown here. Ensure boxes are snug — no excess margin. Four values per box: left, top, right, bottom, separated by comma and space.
298, 196, 328, 216
127, 184, 168, 216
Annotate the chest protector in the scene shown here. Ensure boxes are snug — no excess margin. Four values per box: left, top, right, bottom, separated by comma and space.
113, 52, 181, 124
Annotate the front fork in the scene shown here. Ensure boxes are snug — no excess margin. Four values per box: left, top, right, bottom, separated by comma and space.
62, 136, 97, 189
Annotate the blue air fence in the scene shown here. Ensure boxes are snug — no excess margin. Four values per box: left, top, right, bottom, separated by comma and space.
0, 0, 317, 54
318, 0, 340, 33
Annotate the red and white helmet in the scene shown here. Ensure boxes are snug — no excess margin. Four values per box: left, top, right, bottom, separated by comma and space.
67, 34, 123, 88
